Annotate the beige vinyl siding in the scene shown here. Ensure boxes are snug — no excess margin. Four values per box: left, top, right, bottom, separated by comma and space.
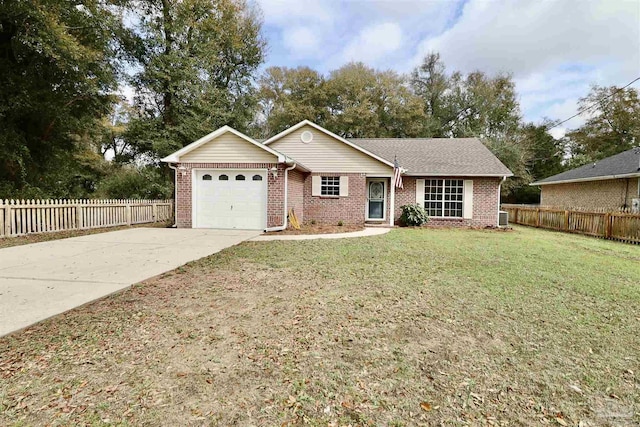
180, 132, 277, 163
269, 125, 392, 175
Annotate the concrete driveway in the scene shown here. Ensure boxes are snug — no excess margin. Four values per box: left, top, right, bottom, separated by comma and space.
0, 228, 260, 336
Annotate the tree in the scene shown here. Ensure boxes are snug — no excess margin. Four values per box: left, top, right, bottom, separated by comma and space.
565, 86, 640, 166
255, 66, 328, 138
522, 121, 565, 179
410, 53, 528, 198
0, 0, 129, 197
446, 71, 521, 139
96, 166, 172, 199
501, 122, 566, 203
254, 62, 425, 139
125, 0, 266, 160
409, 52, 452, 136
324, 63, 425, 138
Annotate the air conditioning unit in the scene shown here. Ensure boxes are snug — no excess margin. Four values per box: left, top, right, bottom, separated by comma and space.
498, 210, 509, 227
632, 198, 640, 214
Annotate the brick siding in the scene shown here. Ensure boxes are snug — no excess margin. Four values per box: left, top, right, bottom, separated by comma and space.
394, 176, 501, 227
303, 173, 367, 225
175, 162, 284, 228
176, 164, 502, 229
287, 169, 305, 224
540, 178, 640, 210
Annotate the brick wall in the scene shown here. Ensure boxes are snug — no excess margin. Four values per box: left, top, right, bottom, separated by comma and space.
303, 173, 367, 225
174, 162, 284, 228
393, 176, 501, 227
471, 178, 501, 227
176, 165, 503, 229
540, 178, 639, 210
287, 169, 306, 224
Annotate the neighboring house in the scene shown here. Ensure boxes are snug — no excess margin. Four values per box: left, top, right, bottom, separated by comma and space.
161, 120, 512, 230
531, 148, 640, 210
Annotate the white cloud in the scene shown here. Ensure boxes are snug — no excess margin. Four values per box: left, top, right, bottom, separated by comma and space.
548, 127, 567, 140
282, 26, 321, 58
256, 0, 334, 25
337, 22, 403, 66
415, 0, 640, 76
256, 0, 640, 126
410, 0, 640, 126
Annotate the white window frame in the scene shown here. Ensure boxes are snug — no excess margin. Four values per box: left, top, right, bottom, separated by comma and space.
424, 179, 464, 218
321, 176, 340, 196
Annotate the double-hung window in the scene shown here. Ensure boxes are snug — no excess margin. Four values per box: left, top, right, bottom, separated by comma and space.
321, 176, 340, 196
424, 179, 464, 218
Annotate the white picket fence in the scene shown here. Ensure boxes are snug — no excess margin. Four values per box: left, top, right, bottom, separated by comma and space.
0, 199, 174, 238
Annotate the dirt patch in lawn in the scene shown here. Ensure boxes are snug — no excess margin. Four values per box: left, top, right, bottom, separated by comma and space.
0, 221, 172, 249
265, 223, 364, 235
1, 227, 638, 426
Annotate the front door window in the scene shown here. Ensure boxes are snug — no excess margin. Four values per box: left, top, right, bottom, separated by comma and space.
368, 181, 385, 219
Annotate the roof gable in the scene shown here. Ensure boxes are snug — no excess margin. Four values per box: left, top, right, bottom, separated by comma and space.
161, 126, 285, 163
532, 148, 640, 185
263, 120, 395, 169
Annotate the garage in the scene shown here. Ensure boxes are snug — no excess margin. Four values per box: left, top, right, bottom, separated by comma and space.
193, 169, 267, 230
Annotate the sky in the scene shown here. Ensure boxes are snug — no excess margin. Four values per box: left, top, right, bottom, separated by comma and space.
256, 0, 640, 138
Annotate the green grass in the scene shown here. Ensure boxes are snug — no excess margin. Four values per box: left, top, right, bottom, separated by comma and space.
1, 226, 638, 426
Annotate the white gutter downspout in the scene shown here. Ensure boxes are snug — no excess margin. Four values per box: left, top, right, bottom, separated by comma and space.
264, 163, 297, 232
167, 163, 178, 227
497, 176, 507, 226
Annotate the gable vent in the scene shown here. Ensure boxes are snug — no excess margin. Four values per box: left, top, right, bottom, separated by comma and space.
301, 130, 313, 143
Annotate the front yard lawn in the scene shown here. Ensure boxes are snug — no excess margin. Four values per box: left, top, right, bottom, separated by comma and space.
1, 226, 639, 426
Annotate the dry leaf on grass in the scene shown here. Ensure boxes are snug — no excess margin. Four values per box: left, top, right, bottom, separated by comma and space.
420, 402, 432, 411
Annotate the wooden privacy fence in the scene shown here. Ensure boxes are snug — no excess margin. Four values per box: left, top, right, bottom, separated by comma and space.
0, 199, 174, 238
501, 204, 640, 244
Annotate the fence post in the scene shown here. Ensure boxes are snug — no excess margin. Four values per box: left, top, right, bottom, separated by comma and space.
605, 213, 612, 239
126, 202, 132, 225
5, 203, 11, 236
152, 203, 158, 223
75, 203, 82, 229
535, 208, 540, 227
514, 208, 519, 224
0, 201, 5, 237
564, 210, 569, 231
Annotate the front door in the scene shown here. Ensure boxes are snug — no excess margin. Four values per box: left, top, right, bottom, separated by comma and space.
367, 179, 386, 220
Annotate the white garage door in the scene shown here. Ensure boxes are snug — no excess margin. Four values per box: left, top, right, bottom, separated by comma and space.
194, 170, 267, 230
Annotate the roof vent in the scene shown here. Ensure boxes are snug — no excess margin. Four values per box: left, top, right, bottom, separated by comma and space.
301, 131, 313, 143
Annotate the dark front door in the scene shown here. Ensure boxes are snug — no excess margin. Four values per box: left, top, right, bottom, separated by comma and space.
368, 180, 385, 219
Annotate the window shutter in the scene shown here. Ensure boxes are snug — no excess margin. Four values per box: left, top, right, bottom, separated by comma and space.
416, 179, 425, 207
463, 180, 474, 219
339, 176, 349, 196
312, 176, 321, 196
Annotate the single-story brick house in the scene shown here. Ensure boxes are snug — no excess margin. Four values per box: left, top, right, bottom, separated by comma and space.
531, 148, 640, 211
161, 120, 512, 230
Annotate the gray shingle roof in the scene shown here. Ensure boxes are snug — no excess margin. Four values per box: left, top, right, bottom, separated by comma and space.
532, 148, 640, 185
349, 138, 513, 176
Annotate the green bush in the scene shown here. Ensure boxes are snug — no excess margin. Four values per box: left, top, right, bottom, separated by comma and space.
96, 166, 172, 199
399, 204, 429, 226
337, 220, 344, 226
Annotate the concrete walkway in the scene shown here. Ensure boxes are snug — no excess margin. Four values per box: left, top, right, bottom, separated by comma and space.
251, 227, 391, 241
0, 228, 259, 336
